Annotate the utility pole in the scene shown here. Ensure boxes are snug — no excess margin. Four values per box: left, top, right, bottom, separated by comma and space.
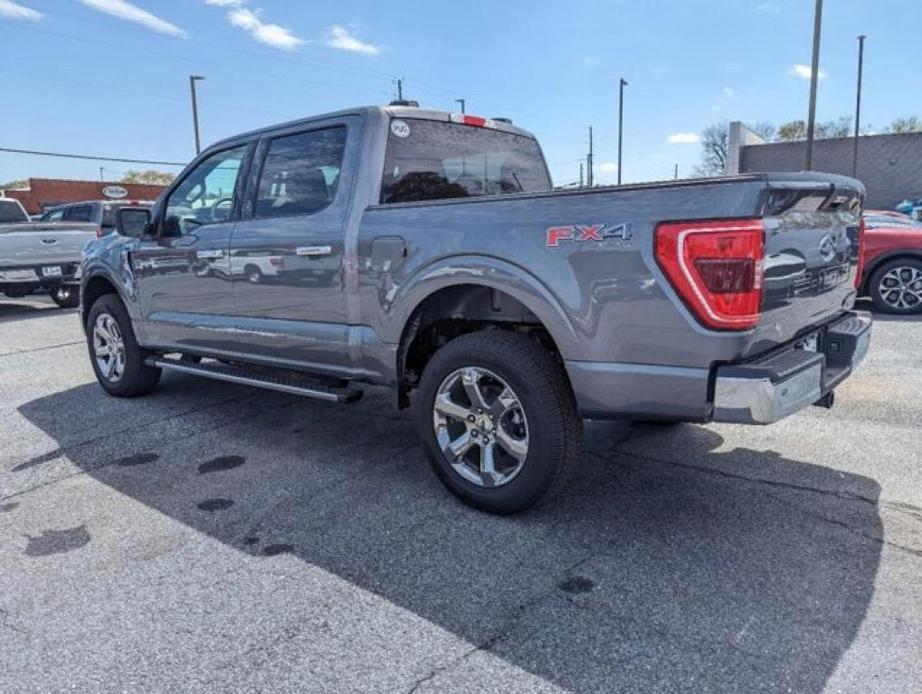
852, 34, 866, 177
674, 163, 678, 180
579, 161, 584, 188
99, 166, 104, 182
587, 127, 594, 188
804, 0, 823, 170
189, 75, 205, 156
455, 98, 466, 114
396, 78, 404, 101
617, 77, 627, 185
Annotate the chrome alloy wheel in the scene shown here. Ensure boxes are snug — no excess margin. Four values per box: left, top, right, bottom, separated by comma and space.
432, 366, 529, 488
92, 313, 126, 382
878, 266, 922, 311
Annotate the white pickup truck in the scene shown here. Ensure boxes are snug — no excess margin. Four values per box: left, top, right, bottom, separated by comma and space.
0, 197, 97, 308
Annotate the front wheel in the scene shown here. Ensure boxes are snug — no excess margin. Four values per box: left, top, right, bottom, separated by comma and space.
415, 330, 582, 514
49, 284, 79, 308
869, 258, 922, 314
86, 294, 161, 397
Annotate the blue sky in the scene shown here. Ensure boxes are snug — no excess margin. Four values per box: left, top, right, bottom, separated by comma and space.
0, 0, 917, 187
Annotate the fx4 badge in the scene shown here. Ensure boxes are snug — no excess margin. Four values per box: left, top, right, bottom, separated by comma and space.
545, 223, 633, 248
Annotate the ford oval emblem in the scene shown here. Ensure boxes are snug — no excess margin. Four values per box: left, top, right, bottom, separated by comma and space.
818, 234, 837, 262
102, 185, 128, 199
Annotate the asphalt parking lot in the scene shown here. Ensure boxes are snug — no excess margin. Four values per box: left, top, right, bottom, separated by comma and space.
1, 295, 920, 693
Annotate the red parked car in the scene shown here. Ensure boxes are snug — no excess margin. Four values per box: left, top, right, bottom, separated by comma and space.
860, 211, 922, 314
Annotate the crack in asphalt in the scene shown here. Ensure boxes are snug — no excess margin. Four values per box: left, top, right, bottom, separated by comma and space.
0, 340, 84, 358
588, 445, 922, 560
406, 553, 595, 693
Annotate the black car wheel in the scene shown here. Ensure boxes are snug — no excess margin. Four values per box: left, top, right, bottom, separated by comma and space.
49, 285, 80, 309
869, 258, 922, 314
86, 294, 161, 396
416, 330, 582, 514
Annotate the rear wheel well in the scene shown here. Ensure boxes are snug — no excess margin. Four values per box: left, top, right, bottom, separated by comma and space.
397, 285, 564, 408
863, 253, 922, 293
81, 276, 118, 327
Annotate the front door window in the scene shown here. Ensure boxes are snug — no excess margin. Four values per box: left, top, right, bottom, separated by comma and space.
163, 145, 247, 236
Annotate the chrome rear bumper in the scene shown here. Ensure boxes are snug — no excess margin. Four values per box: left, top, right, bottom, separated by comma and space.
713, 312, 871, 424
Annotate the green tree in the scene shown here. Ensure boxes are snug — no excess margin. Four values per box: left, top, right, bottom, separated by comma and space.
0, 178, 28, 190
121, 170, 176, 185
884, 116, 922, 134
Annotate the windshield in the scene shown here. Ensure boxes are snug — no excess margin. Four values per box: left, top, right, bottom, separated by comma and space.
381, 118, 551, 204
0, 200, 28, 223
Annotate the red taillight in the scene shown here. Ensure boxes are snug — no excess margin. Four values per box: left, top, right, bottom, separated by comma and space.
655, 219, 765, 330
270, 257, 284, 268
854, 217, 866, 288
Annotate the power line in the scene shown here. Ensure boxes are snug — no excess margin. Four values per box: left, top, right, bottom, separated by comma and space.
0, 147, 185, 167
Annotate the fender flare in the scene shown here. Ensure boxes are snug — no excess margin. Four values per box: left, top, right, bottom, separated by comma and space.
382, 254, 586, 361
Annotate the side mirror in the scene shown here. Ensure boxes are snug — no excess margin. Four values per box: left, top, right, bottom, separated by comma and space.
116, 207, 151, 237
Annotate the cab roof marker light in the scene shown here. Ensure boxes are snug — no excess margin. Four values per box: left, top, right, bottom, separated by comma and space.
450, 113, 493, 128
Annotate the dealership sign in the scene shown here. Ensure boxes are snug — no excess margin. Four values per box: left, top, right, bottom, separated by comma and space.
102, 185, 128, 199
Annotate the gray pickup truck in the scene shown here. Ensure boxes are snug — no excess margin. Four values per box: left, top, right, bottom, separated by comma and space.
80, 104, 871, 514
1, 197, 96, 307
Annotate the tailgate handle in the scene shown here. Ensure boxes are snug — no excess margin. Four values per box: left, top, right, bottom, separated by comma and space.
41, 238, 58, 245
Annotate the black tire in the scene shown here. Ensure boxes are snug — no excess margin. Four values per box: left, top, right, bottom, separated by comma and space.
49, 285, 80, 308
86, 293, 161, 397
869, 258, 922, 315
245, 265, 262, 284
415, 330, 582, 515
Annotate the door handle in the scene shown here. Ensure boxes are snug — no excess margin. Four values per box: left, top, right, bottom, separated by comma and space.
196, 249, 224, 259
296, 246, 333, 257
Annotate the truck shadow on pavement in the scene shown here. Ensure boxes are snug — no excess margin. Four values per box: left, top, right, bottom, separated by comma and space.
18, 379, 883, 693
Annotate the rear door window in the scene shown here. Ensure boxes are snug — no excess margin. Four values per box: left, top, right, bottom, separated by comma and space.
255, 127, 347, 218
380, 119, 551, 204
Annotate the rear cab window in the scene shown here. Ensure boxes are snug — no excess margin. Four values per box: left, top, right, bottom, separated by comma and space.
62, 204, 97, 223
0, 200, 29, 223
380, 118, 551, 204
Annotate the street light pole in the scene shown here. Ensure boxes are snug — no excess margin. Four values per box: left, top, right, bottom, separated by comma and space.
189, 75, 205, 156
852, 34, 866, 177
804, 0, 823, 170
587, 126, 594, 188
455, 98, 466, 114
617, 77, 627, 185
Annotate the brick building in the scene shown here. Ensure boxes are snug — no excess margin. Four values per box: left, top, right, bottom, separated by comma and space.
1, 178, 167, 215
726, 122, 922, 210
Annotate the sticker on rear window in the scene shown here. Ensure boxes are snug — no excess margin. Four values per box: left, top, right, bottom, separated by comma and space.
390, 120, 411, 138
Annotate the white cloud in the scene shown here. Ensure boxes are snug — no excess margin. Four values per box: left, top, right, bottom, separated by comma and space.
78, 0, 185, 37
0, 0, 42, 20
789, 64, 827, 80
599, 162, 619, 172
205, 2, 303, 50
755, 2, 781, 13
228, 8, 302, 49
666, 132, 701, 144
582, 56, 600, 68
326, 25, 380, 55
721, 87, 736, 98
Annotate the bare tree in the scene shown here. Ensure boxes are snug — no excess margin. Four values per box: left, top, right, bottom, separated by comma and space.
694, 122, 729, 177
748, 121, 776, 142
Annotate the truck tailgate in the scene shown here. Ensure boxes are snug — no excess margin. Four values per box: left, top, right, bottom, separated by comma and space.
751, 174, 864, 355
0, 223, 97, 267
